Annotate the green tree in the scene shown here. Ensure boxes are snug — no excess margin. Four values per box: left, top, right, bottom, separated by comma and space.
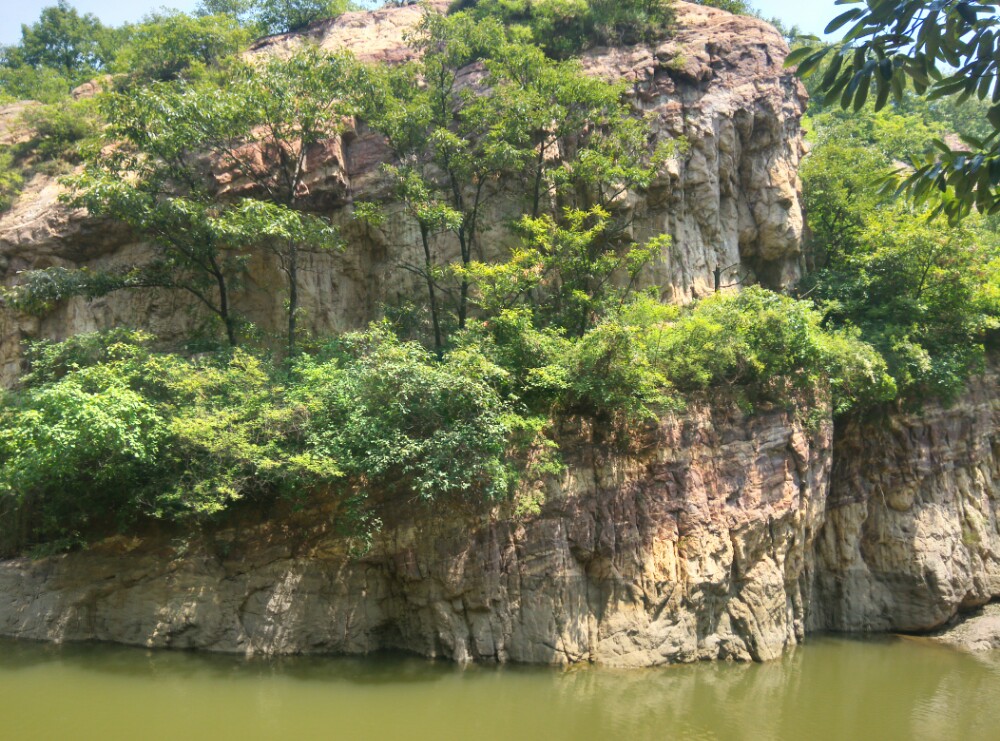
254, 0, 351, 35
112, 12, 251, 83
10, 1, 110, 81
362, 11, 675, 346
798, 101, 1000, 398
791, 1, 1000, 222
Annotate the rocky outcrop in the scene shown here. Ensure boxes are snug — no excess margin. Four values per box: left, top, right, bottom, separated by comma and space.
0, 1, 807, 384
5, 3, 1000, 668
809, 371, 1000, 634
3, 365, 1000, 666
0, 401, 830, 667
931, 603, 1000, 653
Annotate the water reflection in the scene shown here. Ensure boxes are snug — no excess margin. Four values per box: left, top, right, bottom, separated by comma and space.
2, 635, 1000, 740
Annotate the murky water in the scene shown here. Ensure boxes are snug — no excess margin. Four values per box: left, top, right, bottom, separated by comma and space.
1, 635, 998, 740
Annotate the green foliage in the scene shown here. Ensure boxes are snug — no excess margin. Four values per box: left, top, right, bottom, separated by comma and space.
0, 326, 521, 552
361, 13, 679, 348
6, 1, 112, 82
456, 0, 674, 58
0, 332, 324, 552
0, 65, 72, 104
0, 97, 100, 214
111, 12, 251, 83
793, 1, 1000, 222
293, 324, 515, 501
255, 0, 351, 35
19, 97, 100, 162
654, 287, 896, 413
466, 206, 669, 336
800, 102, 1000, 401
0, 151, 25, 212
692, 1, 754, 14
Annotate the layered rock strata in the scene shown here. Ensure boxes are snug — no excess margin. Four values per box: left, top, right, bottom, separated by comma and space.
810, 372, 1000, 634
0, 403, 829, 667
0, 1, 807, 384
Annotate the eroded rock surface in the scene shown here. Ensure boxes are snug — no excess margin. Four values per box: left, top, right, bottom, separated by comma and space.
0, 1, 806, 383
809, 372, 1000, 634
0, 402, 830, 666
931, 603, 1000, 653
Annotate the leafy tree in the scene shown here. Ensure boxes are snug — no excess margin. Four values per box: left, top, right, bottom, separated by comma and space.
457, 0, 674, 58
254, 0, 351, 35
790, 1, 1000, 222
466, 206, 670, 336
112, 12, 251, 83
197, 0, 259, 27
362, 11, 675, 348
292, 324, 515, 502
799, 101, 1000, 399
170, 47, 358, 354
8, 1, 111, 82
46, 48, 354, 355
0, 65, 72, 104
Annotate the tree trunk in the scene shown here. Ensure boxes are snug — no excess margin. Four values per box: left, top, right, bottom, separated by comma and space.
421, 224, 444, 359
287, 241, 298, 358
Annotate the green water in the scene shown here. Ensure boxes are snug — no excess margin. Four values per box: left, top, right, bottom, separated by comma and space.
1, 636, 998, 741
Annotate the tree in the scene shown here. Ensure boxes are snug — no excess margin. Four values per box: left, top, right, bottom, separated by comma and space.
361, 11, 676, 347
790, 1, 1000, 222
111, 11, 250, 83
254, 0, 350, 35
132, 47, 357, 355
12, 1, 110, 81
797, 97, 1000, 398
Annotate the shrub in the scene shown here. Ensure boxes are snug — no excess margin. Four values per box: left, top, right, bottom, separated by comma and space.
654, 287, 896, 412
112, 12, 250, 83
293, 325, 516, 502
0, 151, 25, 211
20, 97, 101, 162
456, 0, 674, 58
0, 332, 321, 551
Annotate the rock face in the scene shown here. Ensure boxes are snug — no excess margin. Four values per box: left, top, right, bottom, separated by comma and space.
0, 1, 807, 384
809, 371, 1000, 634
2, 368, 999, 667
0, 402, 830, 667
931, 603, 1000, 653
3, 3, 999, 667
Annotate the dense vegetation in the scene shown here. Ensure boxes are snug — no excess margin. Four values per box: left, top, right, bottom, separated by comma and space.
0, 0, 994, 555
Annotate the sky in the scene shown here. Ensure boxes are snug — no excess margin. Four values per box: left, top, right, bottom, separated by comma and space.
0, 0, 843, 46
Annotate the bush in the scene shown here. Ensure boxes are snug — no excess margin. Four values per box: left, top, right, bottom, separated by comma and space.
293, 325, 516, 502
112, 12, 250, 83
0, 151, 25, 211
456, 0, 674, 58
19, 97, 101, 162
0, 65, 72, 104
0, 332, 318, 551
652, 288, 896, 413
255, 0, 350, 35
0, 326, 522, 553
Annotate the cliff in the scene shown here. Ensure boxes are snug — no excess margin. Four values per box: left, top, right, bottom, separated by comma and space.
2, 373, 999, 666
0, 399, 830, 666
1, 3, 999, 668
0, 0, 807, 383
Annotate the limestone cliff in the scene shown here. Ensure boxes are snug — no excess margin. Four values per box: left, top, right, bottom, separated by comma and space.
3, 2, 1000, 668
0, 0, 807, 384
0, 400, 830, 667
809, 371, 1000, 635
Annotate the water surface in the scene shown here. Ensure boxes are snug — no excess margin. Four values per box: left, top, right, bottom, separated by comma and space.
1, 635, 998, 740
